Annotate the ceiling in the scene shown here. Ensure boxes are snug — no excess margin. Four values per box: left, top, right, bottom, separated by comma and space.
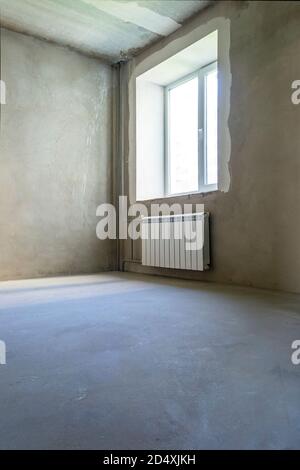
0, 0, 212, 63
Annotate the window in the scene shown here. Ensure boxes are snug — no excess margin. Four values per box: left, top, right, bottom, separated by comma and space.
165, 62, 218, 196
135, 28, 225, 201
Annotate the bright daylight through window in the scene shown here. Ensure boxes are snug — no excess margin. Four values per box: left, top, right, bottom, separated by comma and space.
167, 62, 218, 196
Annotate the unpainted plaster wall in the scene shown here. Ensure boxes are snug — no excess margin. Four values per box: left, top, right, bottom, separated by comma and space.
122, 0, 300, 294
0, 28, 116, 281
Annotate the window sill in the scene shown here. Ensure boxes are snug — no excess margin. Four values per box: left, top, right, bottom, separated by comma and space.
136, 187, 219, 204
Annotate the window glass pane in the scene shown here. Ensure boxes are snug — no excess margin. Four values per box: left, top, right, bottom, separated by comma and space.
205, 69, 218, 185
168, 77, 198, 195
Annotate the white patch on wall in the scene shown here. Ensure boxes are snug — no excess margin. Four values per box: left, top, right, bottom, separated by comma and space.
0, 80, 6, 104
136, 80, 165, 200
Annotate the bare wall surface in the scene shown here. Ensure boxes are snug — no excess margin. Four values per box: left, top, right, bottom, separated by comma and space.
0, 28, 116, 281
122, 1, 300, 294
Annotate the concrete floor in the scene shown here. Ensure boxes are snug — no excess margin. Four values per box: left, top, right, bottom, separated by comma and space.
0, 272, 300, 450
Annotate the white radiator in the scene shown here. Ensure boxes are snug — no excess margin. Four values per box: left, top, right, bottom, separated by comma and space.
141, 212, 210, 271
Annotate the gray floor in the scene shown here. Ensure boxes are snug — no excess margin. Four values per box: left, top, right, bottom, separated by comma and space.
0, 272, 300, 450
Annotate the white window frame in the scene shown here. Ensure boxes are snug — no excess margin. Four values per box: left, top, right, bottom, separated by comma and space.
165, 61, 218, 197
